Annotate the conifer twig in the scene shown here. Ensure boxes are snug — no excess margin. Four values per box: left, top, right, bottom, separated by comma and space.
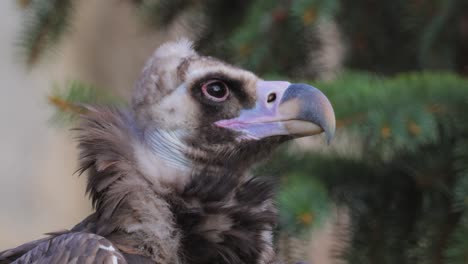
48, 95, 88, 115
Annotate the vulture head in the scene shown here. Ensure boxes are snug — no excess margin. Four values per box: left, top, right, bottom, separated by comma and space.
131, 39, 335, 174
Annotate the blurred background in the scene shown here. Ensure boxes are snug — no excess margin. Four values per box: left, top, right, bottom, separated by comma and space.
1, 0, 468, 263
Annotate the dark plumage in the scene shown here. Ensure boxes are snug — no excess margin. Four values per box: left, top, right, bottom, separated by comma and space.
0, 39, 335, 264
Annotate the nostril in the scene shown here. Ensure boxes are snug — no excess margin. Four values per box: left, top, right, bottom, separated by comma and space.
267, 93, 276, 103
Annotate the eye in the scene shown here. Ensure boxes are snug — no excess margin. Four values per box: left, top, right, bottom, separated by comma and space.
201, 80, 229, 102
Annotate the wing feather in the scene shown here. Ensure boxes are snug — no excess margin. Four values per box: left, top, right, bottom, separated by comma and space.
2, 232, 126, 264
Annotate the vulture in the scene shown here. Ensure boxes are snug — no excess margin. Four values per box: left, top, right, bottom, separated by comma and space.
0, 39, 335, 264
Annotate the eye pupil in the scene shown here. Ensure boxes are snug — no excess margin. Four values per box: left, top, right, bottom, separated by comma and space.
202, 80, 229, 101
207, 83, 226, 98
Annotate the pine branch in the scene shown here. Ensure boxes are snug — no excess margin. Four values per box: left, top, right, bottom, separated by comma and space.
314, 71, 468, 155
20, 0, 74, 65
48, 80, 125, 126
277, 172, 331, 236
48, 95, 87, 115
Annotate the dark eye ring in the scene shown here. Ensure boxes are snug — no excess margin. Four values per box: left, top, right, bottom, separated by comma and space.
201, 80, 229, 102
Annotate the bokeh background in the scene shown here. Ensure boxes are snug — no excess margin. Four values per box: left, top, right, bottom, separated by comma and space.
1, 1, 468, 263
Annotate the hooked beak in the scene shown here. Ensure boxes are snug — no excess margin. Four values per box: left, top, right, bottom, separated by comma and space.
215, 81, 336, 143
